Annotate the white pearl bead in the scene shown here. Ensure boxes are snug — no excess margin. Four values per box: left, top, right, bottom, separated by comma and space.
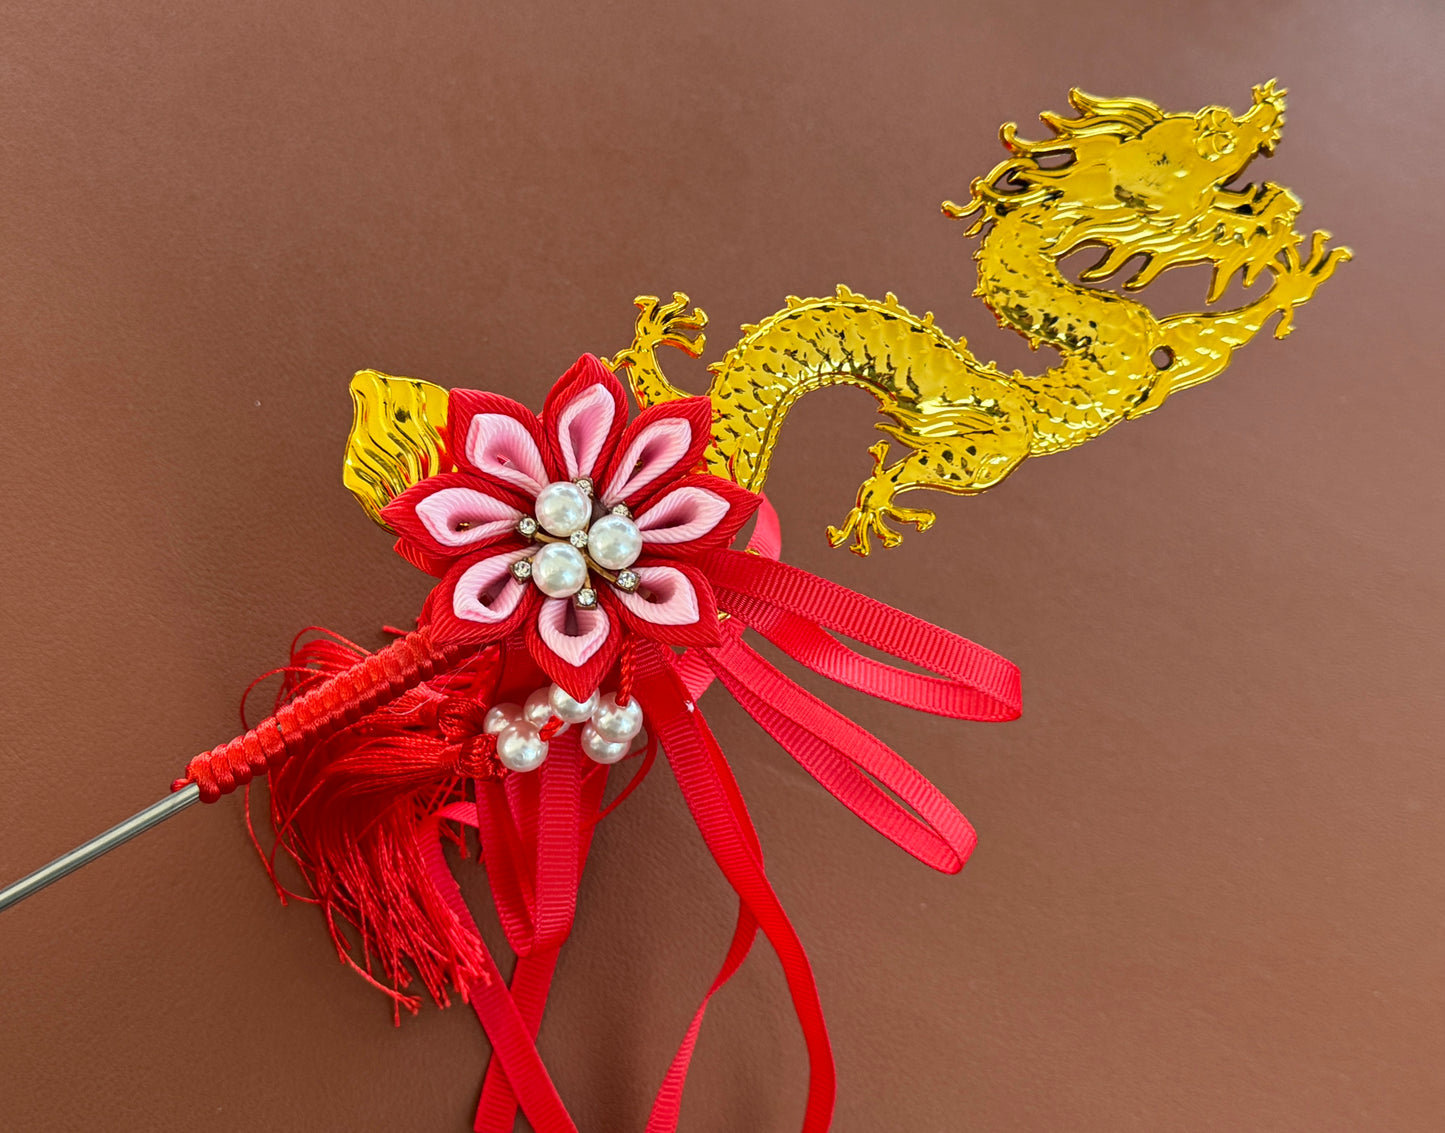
580, 722, 630, 764
587, 514, 643, 570
548, 683, 599, 724
523, 686, 562, 731
483, 703, 522, 734
534, 481, 591, 536
496, 721, 548, 772
531, 542, 588, 597
590, 692, 643, 743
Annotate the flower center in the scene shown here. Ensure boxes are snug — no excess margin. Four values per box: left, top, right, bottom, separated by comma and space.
512, 480, 645, 605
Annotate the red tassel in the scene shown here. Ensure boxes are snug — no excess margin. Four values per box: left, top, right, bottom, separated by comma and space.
246, 629, 508, 1020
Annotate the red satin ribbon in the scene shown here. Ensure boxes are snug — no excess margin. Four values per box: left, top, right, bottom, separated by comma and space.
424, 498, 1021, 1131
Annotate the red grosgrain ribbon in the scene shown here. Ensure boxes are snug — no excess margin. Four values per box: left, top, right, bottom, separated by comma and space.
421, 738, 611, 1133
420, 497, 1020, 1131
470, 731, 595, 1132
432, 729, 661, 1132
634, 640, 837, 1131
702, 547, 1022, 724
694, 547, 1022, 872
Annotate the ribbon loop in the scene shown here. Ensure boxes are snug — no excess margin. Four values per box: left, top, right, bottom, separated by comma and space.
702, 547, 1022, 722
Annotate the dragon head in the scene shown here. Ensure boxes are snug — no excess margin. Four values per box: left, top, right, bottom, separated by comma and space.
947, 81, 1303, 302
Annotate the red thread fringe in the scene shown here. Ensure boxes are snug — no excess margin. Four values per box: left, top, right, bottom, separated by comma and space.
246, 629, 507, 1020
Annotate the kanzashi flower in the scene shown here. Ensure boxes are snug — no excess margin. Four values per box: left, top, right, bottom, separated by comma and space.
381, 355, 759, 698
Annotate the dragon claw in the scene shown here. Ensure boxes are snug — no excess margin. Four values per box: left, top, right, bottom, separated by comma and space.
827, 498, 936, 556
901, 506, 937, 532
611, 293, 710, 378
1267, 229, 1350, 339
827, 441, 941, 553
613, 292, 715, 409
629, 291, 708, 358
825, 514, 867, 555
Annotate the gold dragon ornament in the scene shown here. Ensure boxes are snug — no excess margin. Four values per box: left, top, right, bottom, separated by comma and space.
347, 84, 1348, 553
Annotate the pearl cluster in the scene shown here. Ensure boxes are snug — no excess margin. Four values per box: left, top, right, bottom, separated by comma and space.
513, 478, 644, 606
483, 682, 647, 772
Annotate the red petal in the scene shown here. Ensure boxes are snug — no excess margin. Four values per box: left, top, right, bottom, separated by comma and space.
392, 535, 455, 579
421, 546, 539, 646
382, 471, 532, 565
525, 602, 622, 701
598, 396, 714, 509
541, 355, 629, 482
632, 473, 761, 559
609, 560, 722, 648
447, 389, 551, 494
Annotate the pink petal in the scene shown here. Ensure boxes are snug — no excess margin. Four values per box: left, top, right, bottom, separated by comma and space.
452, 548, 533, 624
465, 413, 550, 495
416, 487, 525, 548
555, 384, 618, 480
536, 598, 611, 665
635, 485, 731, 546
602, 418, 694, 504
613, 566, 701, 626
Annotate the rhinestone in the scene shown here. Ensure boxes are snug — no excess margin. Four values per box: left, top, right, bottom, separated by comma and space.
610, 503, 632, 518
574, 476, 594, 497
614, 569, 639, 592
510, 558, 533, 581
569, 529, 589, 550
516, 516, 538, 537
575, 587, 598, 609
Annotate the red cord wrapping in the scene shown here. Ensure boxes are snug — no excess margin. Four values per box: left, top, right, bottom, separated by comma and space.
173, 626, 469, 802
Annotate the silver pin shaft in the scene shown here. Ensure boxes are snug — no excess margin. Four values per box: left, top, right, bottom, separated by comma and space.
0, 784, 202, 913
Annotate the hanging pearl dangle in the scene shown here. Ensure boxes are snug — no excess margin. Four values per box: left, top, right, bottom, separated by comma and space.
483, 681, 646, 771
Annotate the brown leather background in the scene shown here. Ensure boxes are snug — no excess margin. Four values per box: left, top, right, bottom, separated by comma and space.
2, 2, 1440, 1130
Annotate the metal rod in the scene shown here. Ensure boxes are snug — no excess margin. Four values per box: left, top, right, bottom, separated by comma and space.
0, 784, 202, 913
